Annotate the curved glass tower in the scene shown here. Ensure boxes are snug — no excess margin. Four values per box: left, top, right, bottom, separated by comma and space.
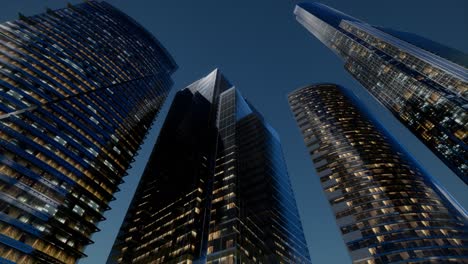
288, 84, 468, 263
108, 70, 311, 264
294, 2, 468, 184
0, 1, 176, 263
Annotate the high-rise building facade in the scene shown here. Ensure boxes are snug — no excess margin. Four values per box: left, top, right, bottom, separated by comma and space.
0, 1, 177, 263
288, 84, 468, 263
108, 70, 311, 264
294, 2, 468, 184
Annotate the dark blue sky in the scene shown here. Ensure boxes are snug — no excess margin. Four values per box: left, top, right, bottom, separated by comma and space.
1, 1, 467, 263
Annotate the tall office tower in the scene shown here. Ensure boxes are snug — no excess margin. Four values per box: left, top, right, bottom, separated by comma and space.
288, 84, 468, 263
294, 2, 468, 184
108, 70, 311, 264
0, 1, 176, 264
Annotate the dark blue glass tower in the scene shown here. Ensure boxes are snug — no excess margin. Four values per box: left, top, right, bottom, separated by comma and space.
294, 2, 468, 184
0, 1, 176, 263
108, 70, 311, 264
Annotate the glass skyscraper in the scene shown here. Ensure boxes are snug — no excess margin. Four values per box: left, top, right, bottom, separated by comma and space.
294, 2, 468, 184
289, 84, 468, 263
108, 69, 311, 264
0, 1, 176, 263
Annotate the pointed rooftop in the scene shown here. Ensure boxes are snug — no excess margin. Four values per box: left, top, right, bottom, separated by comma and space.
185, 69, 233, 102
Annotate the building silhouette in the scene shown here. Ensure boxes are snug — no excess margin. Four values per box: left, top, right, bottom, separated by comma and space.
0, 1, 176, 263
108, 70, 311, 264
294, 2, 468, 184
289, 83, 468, 263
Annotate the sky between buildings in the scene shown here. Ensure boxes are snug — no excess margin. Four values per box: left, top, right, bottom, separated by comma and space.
0, 0, 467, 263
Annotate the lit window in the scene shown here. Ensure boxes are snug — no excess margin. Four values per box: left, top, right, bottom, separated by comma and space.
72, 205, 85, 216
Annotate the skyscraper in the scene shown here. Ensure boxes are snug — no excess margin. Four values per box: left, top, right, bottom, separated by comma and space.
294, 2, 468, 184
108, 70, 311, 264
288, 83, 468, 263
0, 1, 176, 263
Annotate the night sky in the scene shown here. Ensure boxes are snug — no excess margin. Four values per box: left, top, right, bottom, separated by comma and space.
0, 1, 467, 263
